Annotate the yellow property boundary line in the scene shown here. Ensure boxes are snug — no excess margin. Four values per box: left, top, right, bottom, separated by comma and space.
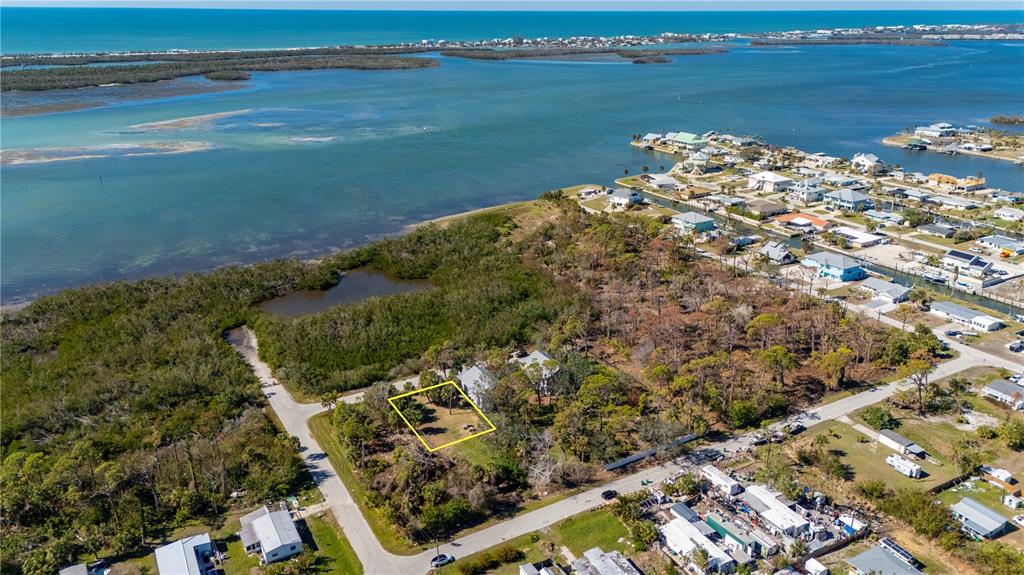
387, 380, 497, 452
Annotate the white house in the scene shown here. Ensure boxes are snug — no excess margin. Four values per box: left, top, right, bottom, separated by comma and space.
571, 547, 643, 575
741, 485, 810, 536
240, 506, 303, 565
942, 250, 992, 278
747, 171, 794, 193
640, 173, 681, 190
981, 379, 1024, 410
994, 207, 1024, 222
832, 226, 886, 248
511, 350, 559, 381
951, 497, 1010, 539
155, 534, 216, 575
915, 123, 956, 138
660, 518, 736, 574
607, 188, 641, 210
852, 153, 886, 174
977, 235, 1024, 255
787, 178, 827, 204
758, 241, 796, 265
701, 465, 742, 496
929, 300, 1003, 332
858, 277, 910, 304
456, 363, 498, 407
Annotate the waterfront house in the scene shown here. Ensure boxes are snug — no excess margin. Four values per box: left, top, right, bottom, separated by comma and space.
927, 173, 957, 191
776, 212, 832, 232
821, 173, 860, 188
877, 429, 925, 458
702, 464, 742, 496
852, 152, 886, 173
660, 518, 736, 574
641, 133, 662, 145
981, 379, 1024, 410
833, 226, 886, 248
684, 151, 710, 172
928, 300, 1003, 332
607, 188, 641, 210
746, 199, 788, 218
950, 497, 1010, 539
671, 132, 707, 151
673, 212, 716, 234
155, 534, 215, 575
847, 546, 924, 575
706, 194, 746, 208
863, 209, 905, 225
956, 176, 987, 192
640, 173, 681, 190
747, 171, 793, 193
803, 152, 842, 168
977, 234, 1024, 255
858, 277, 910, 303
994, 207, 1024, 221
456, 363, 498, 406
801, 252, 867, 281
758, 241, 796, 265
942, 249, 992, 278
571, 547, 643, 575
915, 123, 956, 138
824, 188, 872, 212
787, 178, 827, 204
240, 505, 303, 565
917, 223, 955, 238
725, 135, 761, 147
990, 189, 1024, 204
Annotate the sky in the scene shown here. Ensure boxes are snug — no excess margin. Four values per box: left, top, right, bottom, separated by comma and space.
2, 0, 1021, 9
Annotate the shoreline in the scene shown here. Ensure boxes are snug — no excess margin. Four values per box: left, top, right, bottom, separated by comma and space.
1, 197, 538, 314
881, 135, 1024, 164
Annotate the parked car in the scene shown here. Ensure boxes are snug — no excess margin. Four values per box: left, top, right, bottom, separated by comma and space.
430, 554, 455, 568
944, 330, 962, 337
1009, 374, 1023, 383
601, 490, 619, 501
784, 422, 806, 435
1007, 341, 1024, 353
750, 433, 767, 445
1014, 515, 1024, 528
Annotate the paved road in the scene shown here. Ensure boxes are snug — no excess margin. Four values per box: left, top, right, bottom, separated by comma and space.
228, 303, 1022, 575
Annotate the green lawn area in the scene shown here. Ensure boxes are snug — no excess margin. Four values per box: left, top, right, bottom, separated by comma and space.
909, 233, 967, 249
305, 513, 364, 575
804, 421, 957, 491
438, 507, 632, 575
937, 480, 1016, 521
222, 533, 261, 575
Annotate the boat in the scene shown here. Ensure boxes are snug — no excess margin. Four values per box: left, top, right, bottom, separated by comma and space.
923, 273, 947, 284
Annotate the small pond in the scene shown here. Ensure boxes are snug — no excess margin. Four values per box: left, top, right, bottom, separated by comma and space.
258, 268, 431, 317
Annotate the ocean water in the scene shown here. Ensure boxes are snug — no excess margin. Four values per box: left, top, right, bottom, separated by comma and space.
2, 10, 1024, 302
2, 8, 1023, 54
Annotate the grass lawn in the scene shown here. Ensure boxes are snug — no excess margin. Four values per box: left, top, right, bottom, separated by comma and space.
438, 507, 631, 575
804, 421, 957, 491
394, 385, 495, 451
304, 513, 364, 575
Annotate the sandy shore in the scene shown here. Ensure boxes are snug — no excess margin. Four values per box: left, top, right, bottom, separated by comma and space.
1, 141, 216, 165
128, 109, 253, 131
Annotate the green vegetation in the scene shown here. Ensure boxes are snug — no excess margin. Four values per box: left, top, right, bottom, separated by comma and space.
990, 115, 1024, 125
860, 406, 899, 430
0, 260, 346, 574
2, 52, 436, 91
439, 47, 727, 60
304, 514, 363, 575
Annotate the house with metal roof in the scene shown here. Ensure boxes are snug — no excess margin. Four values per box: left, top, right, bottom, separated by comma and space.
950, 497, 1010, 539
671, 132, 707, 150
824, 188, 872, 212
863, 209, 905, 225
155, 534, 215, 575
456, 363, 498, 406
928, 300, 1003, 332
705, 512, 760, 558
858, 277, 910, 304
640, 173, 682, 190
748, 171, 794, 193
917, 223, 954, 238
981, 379, 1024, 410
758, 241, 795, 265
240, 505, 303, 565
801, 251, 867, 281
847, 546, 924, 575
787, 178, 827, 204
571, 547, 643, 575
977, 234, 1024, 255
877, 429, 926, 458
673, 212, 716, 234
640, 133, 662, 144
607, 188, 642, 210
741, 484, 810, 536
702, 464, 742, 496
660, 517, 735, 573
852, 152, 886, 173
994, 207, 1024, 222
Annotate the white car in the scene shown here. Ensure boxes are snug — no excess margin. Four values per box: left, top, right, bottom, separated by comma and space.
1014, 515, 1024, 528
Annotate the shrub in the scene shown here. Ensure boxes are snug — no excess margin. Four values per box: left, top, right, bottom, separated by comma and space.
861, 406, 899, 430
457, 545, 525, 575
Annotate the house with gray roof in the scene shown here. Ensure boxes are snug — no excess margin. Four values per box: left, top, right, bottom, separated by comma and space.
758, 241, 795, 265
672, 212, 716, 234
877, 429, 925, 458
456, 363, 498, 406
981, 379, 1024, 410
929, 300, 1003, 332
977, 234, 1024, 255
801, 251, 867, 281
571, 547, 643, 575
859, 277, 910, 304
847, 546, 924, 575
155, 534, 215, 575
824, 188, 872, 212
950, 497, 1010, 539
240, 505, 303, 565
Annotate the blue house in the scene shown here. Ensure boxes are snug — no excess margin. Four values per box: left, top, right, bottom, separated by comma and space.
801, 251, 867, 281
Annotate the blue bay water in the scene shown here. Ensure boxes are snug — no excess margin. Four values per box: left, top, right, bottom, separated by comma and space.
2, 10, 1024, 302
3, 8, 1023, 53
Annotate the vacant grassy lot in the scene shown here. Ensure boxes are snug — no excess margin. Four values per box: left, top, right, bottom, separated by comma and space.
305, 513, 364, 575
392, 383, 494, 451
803, 421, 957, 491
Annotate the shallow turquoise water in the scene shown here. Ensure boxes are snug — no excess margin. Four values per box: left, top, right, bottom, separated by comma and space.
2, 15, 1024, 301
